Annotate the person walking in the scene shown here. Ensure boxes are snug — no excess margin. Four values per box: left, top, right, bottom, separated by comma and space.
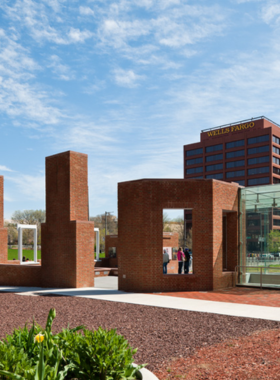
183, 248, 190, 274
177, 247, 184, 274
163, 249, 169, 274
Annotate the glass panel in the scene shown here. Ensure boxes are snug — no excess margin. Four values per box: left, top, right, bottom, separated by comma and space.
226, 140, 244, 149
186, 157, 203, 165
186, 167, 203, 175
186, 148, 203, 157
248, 135, 269, 145
239, 183, 280, 288
205, 144, 223, 153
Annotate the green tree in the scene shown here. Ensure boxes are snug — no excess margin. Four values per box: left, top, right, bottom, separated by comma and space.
268, 230, 280, 253
89, 214, 118, 252
11, 210, 46, 246
163, 212, 172, 232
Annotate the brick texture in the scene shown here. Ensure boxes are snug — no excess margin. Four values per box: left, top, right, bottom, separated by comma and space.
118, 178, 239, 292
0, 151, 95, 288
41, 151, 95, 288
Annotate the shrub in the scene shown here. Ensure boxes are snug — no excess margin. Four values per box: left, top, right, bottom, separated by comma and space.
0, 309, 144, 380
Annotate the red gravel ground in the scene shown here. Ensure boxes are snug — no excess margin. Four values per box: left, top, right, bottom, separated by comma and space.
160, 287, 280, 307
154, 329, 280, 380
0, 292, 280, 378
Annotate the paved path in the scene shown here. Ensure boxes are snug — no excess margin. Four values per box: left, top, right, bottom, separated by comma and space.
0, 277, 280, 322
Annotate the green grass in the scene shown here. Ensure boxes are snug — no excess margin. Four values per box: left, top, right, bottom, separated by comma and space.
245, 266, 280, 273
8, 249, 105, 261
8, 249, 41, 261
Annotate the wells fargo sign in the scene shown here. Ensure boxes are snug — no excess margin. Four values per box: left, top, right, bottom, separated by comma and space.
207, 122, 255, 137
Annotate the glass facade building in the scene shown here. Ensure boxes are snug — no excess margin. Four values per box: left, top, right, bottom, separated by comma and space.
238, 184, 280, 288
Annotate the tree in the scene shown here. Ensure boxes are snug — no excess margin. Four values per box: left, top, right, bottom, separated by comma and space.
89, 214, 118, 252
4, 221, 17, 245
11, 210, 46, 246
268, 230, 280, 253
163, 212, 172, 232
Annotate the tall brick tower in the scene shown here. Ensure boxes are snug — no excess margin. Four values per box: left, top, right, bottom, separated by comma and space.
41, 151, 95, 288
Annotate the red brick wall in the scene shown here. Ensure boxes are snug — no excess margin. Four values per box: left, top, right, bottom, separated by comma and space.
105, 235, 118, 259
41, 151, 95, 288
118, 178, 239, 292
0, 151, 95, 288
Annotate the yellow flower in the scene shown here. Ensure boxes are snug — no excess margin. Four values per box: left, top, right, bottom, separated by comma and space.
34, 333, 44, 343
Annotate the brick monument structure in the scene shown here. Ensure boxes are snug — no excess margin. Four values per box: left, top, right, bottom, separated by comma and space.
118, 178, 239, 292
0, 151, 95, 288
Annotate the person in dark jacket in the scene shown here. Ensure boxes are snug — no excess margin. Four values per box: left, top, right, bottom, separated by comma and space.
183, 248, 190, 274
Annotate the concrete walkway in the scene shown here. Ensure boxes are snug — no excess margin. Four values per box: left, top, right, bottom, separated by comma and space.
0, 277, 279, 322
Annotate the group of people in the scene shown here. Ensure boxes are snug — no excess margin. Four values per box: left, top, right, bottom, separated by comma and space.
177, 247, 191, 274
163, 247, 192, 274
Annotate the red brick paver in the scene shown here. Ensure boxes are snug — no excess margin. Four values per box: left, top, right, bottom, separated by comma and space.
159, 287, 280, 307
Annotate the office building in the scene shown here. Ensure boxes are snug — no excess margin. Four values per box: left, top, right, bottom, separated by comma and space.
184, 116, 280, 187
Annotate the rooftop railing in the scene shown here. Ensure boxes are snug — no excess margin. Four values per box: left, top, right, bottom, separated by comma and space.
201, 116, 280, 133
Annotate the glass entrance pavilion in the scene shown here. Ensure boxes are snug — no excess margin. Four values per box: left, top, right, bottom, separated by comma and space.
238, 183, 280, 288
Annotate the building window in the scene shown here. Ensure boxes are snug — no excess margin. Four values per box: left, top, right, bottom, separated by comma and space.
235, 179, 245, 186
205, 153, 223, 162
226, 150, 244, 159
226, 170, 245, 178
248, 156, 269, 165
247, 177, 270, 186
206, 173, 223, 179
186, 157, 203, 166
248, 167, 269, 176
273, 157, 280, 165
186, 148, 203, 157
273, 146, 280, 155
186, 167, 203, 175
273, 135, 280, 145
205, 144, 223, 153
273, 167, 280, 175
248, 135, 269, 145
189, 176, 203, 179
225, 140, 244, 149
273, 208, 280, 215
205, 163, 223, 172
226, 160, 244, 169
273, 177, 280, 184
248, 145, 269, 155
273, 219, 280, 226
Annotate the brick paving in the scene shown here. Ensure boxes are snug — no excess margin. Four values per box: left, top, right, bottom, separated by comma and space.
159, 287, 280, 307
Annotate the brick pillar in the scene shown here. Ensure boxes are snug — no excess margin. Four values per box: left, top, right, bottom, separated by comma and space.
41, 151, 95, 288
0, 176, 8, 263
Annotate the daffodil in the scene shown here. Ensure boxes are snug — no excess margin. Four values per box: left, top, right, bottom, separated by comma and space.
34, 333, 44, 343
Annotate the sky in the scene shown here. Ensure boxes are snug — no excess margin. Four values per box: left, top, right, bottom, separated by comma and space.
1, 0, 280, 220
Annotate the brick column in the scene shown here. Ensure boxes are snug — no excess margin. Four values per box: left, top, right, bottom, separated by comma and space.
41, 151, 95, 288
0, 176, 8, 263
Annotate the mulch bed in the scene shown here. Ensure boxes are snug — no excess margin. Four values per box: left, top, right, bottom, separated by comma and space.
154, 329, 280, 379
0, 293, 280, 374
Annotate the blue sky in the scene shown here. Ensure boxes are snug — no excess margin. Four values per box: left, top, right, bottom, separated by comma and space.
1, 0, 280, 219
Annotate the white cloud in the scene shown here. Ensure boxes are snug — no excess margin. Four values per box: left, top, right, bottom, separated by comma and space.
7, 174, 45, 201
79, 6, 95, 16
262, 3, 280, 24
113, 68, 145, 87
68, 27, 93, 43
0, 165, 14, 172
0, 1, 92, 45
48, 55, 74, 80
